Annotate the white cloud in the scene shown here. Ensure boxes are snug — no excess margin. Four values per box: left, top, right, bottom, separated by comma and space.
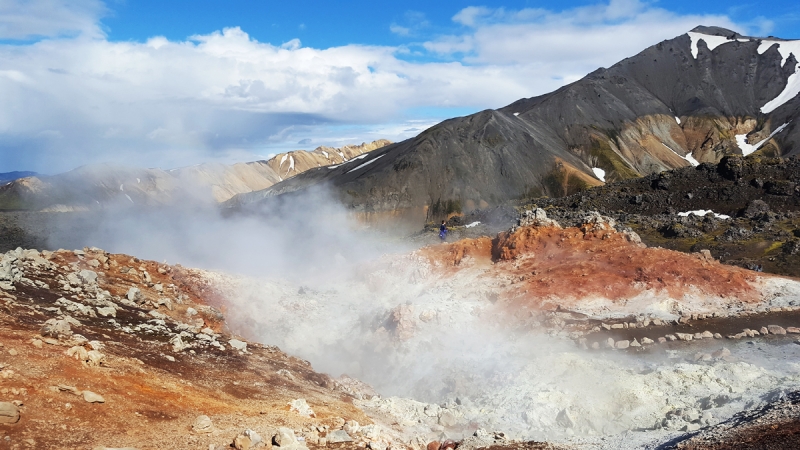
0, 0, 106, 39
0, 0, 753, 173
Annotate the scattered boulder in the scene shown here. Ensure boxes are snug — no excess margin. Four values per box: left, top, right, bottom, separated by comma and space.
274, 427, 308, 448
229, 339, 247, 352
96, 306, 116, 318
343, 420, 360, 435
0, 402, 20, 424
289, 399, 315, 417
82, 391, 105, 403
767, 325, 787, 335
78, 269, 98, 284
192, 415, 214, 433
41, 318, 71, 339
127, 287, 144, 304
233, 429, 262, 450
615, 340, 630, 349
326, 430, 353, 444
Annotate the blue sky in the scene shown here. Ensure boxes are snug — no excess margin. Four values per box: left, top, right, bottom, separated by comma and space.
102, 1, 797, 47
0, 0, 798, 173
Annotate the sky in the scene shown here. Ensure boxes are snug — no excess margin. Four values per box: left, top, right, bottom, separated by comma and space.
0, 0, 798, 173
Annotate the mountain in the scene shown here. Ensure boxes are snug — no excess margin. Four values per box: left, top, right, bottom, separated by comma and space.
0, 140, 389, 211
0, 171, 38, 184
227, 26, 800, 226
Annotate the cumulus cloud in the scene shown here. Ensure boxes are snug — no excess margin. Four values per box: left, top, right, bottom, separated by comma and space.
427, 0, 739, 67
0, 0, 106, 39
0, 0, 751, 173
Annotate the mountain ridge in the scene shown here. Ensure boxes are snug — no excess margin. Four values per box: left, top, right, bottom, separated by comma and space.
227, 26, 800, 227
0, 140, 390, 211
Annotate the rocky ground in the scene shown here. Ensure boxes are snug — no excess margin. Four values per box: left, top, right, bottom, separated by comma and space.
446, 155, 800, 278
0, 246, 416, 450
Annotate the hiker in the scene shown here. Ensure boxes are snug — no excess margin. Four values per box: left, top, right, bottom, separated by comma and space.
439, 220, 448, 241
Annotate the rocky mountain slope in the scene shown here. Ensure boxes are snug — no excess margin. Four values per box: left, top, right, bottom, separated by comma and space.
229, 26, 800, 225
0, 140, 389, 211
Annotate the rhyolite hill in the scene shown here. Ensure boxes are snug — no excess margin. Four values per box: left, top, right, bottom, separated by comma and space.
228, 26, 800, 224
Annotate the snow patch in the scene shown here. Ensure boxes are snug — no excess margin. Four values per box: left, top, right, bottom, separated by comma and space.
136, 178, 140, 184
338, 151, 346, 161
591, 167, 606, 182
678, 210, 731, 220
675, 116, 681, 124
464, 221, 481, 228
279, 154, 288, 167
124, 194, 134, 204
321, 151, 329, 159
513, 112, 520, 116
758, 40, 800, 113
119, 184, 123, 191
735, 123, 790, 156
687, 32, 749, 59
662, 143, 699, 167
346, 154, 385, 174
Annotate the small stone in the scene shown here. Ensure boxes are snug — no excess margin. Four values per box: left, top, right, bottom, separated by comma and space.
82, 391, 105, 403
590, 342, 600, 350
289, 398, 315, 417
768, 325, 787, 335
712, 348, 731, 358
611, 324, 624, 329
343, 420, 360, 435
327, 430, 353, 443
701, 331, 714, 339
192, 415, 214, 433
229, 339, 247, 352
96, 306, 116, 318
630, 339, 641, 347
165, 355, 175, 362
78, 270, 98, 284
713, 333, 723, 339
641, 337, 654, 345
233, 429, 262, 450
0, 402, 20, 424
126, 287, 144, 304
31, 339, 43, 348
7, 349, 17, 356
665, 334, 677, 341
274, 427, 300, 446
787, 327, 800, 334
41, 318, 72, 339
653, 319, 664, 326
658, 337, 667, 344
615, 340, 630, 349
760, 327, 769, 335
601, 323, 611, 331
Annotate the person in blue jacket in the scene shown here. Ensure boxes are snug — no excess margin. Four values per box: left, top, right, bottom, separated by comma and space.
439, 220, 448, 241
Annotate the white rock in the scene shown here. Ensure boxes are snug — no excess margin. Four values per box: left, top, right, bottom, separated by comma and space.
229, 339, 247, 352
192, 415, 214, 433
83, 391, 105, 403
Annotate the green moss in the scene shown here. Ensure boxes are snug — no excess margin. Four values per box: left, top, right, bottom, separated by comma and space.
764, 241, 783, 255
589, 137, 640, 180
